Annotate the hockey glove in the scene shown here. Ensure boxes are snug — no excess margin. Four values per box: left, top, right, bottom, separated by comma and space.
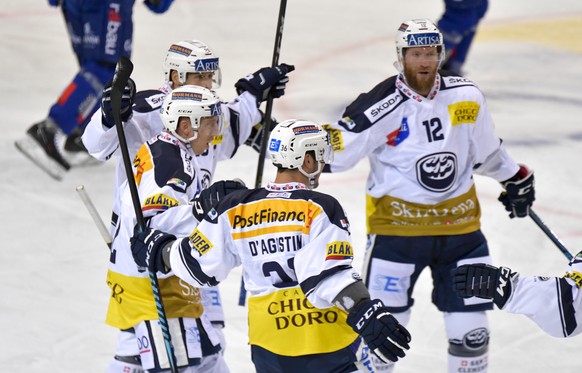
192, 179, 247, 221
101, 78, 136, 128
452, 263, 518, 309
235, 64, 295, 106
346, 299, 411, 363
144, 0, 174, 13
130, 227, 176, 274
498, 165, 535, 218
245, 117, 279, 153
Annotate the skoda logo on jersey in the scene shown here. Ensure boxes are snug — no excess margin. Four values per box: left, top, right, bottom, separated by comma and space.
416, 152, 457, 192
194, 58, 219, 72
407, 33, 441, 47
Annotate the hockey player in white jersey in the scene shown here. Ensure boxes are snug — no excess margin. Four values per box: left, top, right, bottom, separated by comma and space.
81, 40, 293, 372
322, 19, 535, 372
452, 252, 582, 338
130, 120, 412, 372
110, 86, 251, 372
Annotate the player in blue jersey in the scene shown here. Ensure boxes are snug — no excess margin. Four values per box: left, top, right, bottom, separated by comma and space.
14, 0, 174, 181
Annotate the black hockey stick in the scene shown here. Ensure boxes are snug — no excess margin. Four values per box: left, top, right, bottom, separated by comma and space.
111, 56, 179, 373
529, 209, 573, 260
239, 0, 288, 307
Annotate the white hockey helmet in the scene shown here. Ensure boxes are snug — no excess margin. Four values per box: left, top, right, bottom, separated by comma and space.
160, 85, 222, 143
163, 40, 222, 88
268, 119, 333, 188
395, 19, 445, 70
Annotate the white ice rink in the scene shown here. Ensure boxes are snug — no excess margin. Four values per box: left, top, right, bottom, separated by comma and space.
2, 0, 582, 372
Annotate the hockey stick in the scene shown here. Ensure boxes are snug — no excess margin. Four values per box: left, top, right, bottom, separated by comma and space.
239, 0, 288, 306
529, 209, 573, 260
76, 185, 112, 249
111, 56, 179, 373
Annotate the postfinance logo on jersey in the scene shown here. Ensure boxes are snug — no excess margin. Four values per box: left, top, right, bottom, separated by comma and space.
448, 101, 480, 126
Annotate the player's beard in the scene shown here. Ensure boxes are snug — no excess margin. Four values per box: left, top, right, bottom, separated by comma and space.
404, 65, 437, 96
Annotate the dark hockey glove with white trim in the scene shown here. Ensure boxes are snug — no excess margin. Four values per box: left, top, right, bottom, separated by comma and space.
498, 165, 535, 218
347, 299, 411, 363
235, 64, 295, 106
192, 179, 247, 221
452, 263, 518, 309
130, 227, 176, 273
244, 116, 279, 153
101, 78, 136, 128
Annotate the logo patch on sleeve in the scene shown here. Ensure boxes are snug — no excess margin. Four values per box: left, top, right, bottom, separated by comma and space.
448, 101, 480, 127
325, 241, 353, 260
565, 270, 582, 288
142, 193, 180, 212
189, 229, 214, 256
322, 124, 345, 152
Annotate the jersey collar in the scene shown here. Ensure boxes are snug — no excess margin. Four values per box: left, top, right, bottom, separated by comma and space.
396, 74, 441, 102
266, 182, 309, 191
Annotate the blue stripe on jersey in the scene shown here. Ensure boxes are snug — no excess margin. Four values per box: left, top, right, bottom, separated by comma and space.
557, 277, 577, 337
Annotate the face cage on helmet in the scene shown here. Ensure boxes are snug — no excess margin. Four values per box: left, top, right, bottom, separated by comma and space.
178, 68, 222, 89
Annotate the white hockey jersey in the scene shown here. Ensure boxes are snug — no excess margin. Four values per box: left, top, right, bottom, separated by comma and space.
82, 84, 260, 238
324, 73, 520, 236
167, 182, 360, 356
503, 251, 582, 338
82, 83, 261, 328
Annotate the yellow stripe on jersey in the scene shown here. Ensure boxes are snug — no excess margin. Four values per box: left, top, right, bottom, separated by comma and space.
248, 287, 357, 356
133, 145, 154, 186
448, 101, 480, 126
105, 270, 203, 329
366, 184, 481, 236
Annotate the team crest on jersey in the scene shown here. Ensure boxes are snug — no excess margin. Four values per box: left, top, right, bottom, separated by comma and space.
189, 229, 213, 256
448, 101, 480, 127
142, 193, 180, 212
322, 124, 344, 152
325, 241, 353, 260
416, 152, 457, 192
386, 117, 410, 146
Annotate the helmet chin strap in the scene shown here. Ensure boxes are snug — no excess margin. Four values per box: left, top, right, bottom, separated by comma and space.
171, 129, 198, 144
298, 162, 323, 190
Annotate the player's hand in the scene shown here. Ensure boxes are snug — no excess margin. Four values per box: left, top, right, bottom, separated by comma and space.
130, 227, 176, 273
347, 299, 411, 363
192, 179, 247, 221
101, 78, 136, 128
452, 263, 518, 309
498, 165, 535, 218
143, 0, 174, 14
245, 116, 278, 153
235, 64, 294, 106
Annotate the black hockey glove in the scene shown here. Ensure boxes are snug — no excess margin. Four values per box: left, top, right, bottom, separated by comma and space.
498, 165, 535, 218
235, 64, 295, 106
452, 263, 518, 309
192, 179, 247, 221
101, 77, 136, 128
144, 0, 174, 13
244, 116, 279, 153
130, 227, 176, 273
346, 299, 411, 363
